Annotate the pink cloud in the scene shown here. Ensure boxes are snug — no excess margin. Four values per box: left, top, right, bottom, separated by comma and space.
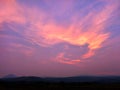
55, 52, 81, 64
5, 43, 34, 57
0, 0, 118, 64
82, 50, 95, 59
0, 0, 26, 24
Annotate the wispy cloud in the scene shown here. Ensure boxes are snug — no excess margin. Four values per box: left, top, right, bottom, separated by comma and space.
55, 52, 81, 64
0, 0, 119, 64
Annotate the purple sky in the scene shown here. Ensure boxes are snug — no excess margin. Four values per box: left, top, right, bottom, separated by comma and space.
0, 0, 120, 77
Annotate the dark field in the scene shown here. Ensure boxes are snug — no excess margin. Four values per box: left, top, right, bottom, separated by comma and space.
1, 76, 120, 90
0, 82, 120, 90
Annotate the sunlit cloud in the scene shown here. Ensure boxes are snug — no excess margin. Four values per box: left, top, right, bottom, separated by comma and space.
55, 52, 81, 64
0, 0, 119, 65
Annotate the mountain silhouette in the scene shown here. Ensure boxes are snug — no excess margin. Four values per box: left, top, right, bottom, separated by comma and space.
3, 74, 17, 78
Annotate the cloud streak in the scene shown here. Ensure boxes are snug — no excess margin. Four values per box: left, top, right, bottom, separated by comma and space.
55, 52, 81, 64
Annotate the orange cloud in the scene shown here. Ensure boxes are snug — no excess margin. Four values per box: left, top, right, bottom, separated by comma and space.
0, 0, 118, 64
82, 50, 95, 59
55, 52, 81, 64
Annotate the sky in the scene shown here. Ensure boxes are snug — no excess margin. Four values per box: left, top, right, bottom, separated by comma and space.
0, 0, 120, 77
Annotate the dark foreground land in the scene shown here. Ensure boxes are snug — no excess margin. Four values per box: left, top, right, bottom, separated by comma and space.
0, 82, 120, 90
0, 76, 120, 90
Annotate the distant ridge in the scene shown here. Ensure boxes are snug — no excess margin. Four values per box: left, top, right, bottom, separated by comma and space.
3, 74, 17, 78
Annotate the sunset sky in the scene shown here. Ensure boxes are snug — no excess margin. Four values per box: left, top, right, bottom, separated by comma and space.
0, 0, 120, 77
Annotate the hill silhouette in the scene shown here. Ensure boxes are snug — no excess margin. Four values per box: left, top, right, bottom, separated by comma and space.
3, 74, 17, 78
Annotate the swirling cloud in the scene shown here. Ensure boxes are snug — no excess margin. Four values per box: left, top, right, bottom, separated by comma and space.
0, 0, 119, 64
